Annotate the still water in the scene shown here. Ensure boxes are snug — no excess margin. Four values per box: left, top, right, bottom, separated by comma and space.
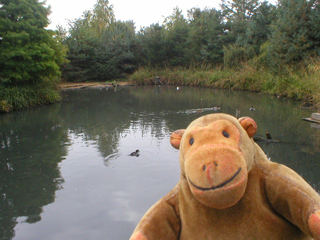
1, 86, 320, 240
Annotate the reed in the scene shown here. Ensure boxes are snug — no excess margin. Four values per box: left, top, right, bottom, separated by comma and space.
0, 85, 61, 113
130, 62, 320, 107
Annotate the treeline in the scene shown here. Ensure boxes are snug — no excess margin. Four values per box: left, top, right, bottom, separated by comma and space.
61, 0, 320, 82
1, 0, 320, 112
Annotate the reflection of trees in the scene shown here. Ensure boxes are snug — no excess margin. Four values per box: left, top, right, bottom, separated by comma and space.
59, 89, 134, 160
62, 86, 320, 175
1, 86, 319, 239
127, 86, 320, 189
59, 87, 224, 163
0, 105, 68, 240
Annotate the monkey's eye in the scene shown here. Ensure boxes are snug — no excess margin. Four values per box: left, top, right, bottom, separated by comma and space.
222, 131, 229, 138
189, 137, 194, 145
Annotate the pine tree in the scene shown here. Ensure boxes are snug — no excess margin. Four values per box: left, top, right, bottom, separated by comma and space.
187, 8, 224, 64
64, 0, 138, 81
245, 1, 276, 53
269, 0, 320, 64
220, 0, 260, 43
163, 7, 190, 66
137, 24, 167, 67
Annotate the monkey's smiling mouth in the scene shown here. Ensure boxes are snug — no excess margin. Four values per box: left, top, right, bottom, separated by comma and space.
189, 168, 242, 191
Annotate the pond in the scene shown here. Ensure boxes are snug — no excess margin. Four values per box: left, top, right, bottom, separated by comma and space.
1, 85, 320, 240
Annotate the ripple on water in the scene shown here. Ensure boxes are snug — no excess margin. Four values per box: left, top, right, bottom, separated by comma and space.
104, 152, 121, 166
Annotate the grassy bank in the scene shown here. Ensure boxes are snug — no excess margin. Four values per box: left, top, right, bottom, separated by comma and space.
0, 84, 61, 113
130, 65, 320, 108
2, 63, 319, 113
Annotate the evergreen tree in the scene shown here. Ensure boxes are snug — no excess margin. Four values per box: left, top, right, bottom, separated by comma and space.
220, 0, 267, 68
0, 0, 65, 86
309, 0, 320, 50
94, 20, 137, 78
269, 0, 320, 65
0, 0, 67, 112
63, 0, 138, 81
137, 24, 167, 67
63, 10, 99, 82
163, 7, 190, 66
220, 0, 260, 44
187, 8, 224, 64
245, 1, 276, 53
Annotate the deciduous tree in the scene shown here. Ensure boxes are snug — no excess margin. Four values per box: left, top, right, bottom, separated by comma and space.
0, 0, 65, 86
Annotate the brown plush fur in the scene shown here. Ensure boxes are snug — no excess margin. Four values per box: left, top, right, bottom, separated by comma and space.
130, 113, 320, 240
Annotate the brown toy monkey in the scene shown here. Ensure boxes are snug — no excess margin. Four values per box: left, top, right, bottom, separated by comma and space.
130, 113, 320, 240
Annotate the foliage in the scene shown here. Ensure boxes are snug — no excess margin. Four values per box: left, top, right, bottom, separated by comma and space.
220, 0, 276, 67
0, 82, 61, 113
61, 0, 319, 84
187, 8, 225, 64
136, 24, 167, 67
220, 0, 260, 44
223, 44, 255, 68
245, 1, 277, 53
62, 0, 138, 82
268, 0, 320, 67
0, 0, 66, 85
162, 8, 190, 66
0, 0, 67, 112
2, 0, 320, 111
130, 63, 320, 106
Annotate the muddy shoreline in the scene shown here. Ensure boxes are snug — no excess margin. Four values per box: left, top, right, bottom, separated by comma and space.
59, 81, 135, 90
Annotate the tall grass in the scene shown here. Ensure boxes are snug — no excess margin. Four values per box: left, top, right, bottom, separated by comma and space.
130, 61, 320, 107
0, 84, 61, 113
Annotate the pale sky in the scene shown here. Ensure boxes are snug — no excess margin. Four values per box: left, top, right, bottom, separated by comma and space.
44, 0, 222, 30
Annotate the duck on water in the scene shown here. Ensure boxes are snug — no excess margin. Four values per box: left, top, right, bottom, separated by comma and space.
129, 150, 140, 157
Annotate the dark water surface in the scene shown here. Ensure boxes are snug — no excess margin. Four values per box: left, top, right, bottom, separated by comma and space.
1, 86, 320, 240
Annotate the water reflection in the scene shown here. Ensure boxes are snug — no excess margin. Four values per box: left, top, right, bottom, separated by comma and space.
0, 107, 67, 239
0, 86, 319, 240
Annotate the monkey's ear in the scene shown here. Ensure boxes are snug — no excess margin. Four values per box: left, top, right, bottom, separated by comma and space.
170, 129, 185, 149
238, 117, 257, 138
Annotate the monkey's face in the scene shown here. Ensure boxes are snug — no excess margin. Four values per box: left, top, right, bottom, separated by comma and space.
170, 114, 257, 209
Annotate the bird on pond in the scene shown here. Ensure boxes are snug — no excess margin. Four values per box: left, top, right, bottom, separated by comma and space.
266, 132, 272, 140
130, 149, 140, 157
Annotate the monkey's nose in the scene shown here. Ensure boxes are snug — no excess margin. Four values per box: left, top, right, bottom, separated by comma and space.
203, 162, 218, 185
